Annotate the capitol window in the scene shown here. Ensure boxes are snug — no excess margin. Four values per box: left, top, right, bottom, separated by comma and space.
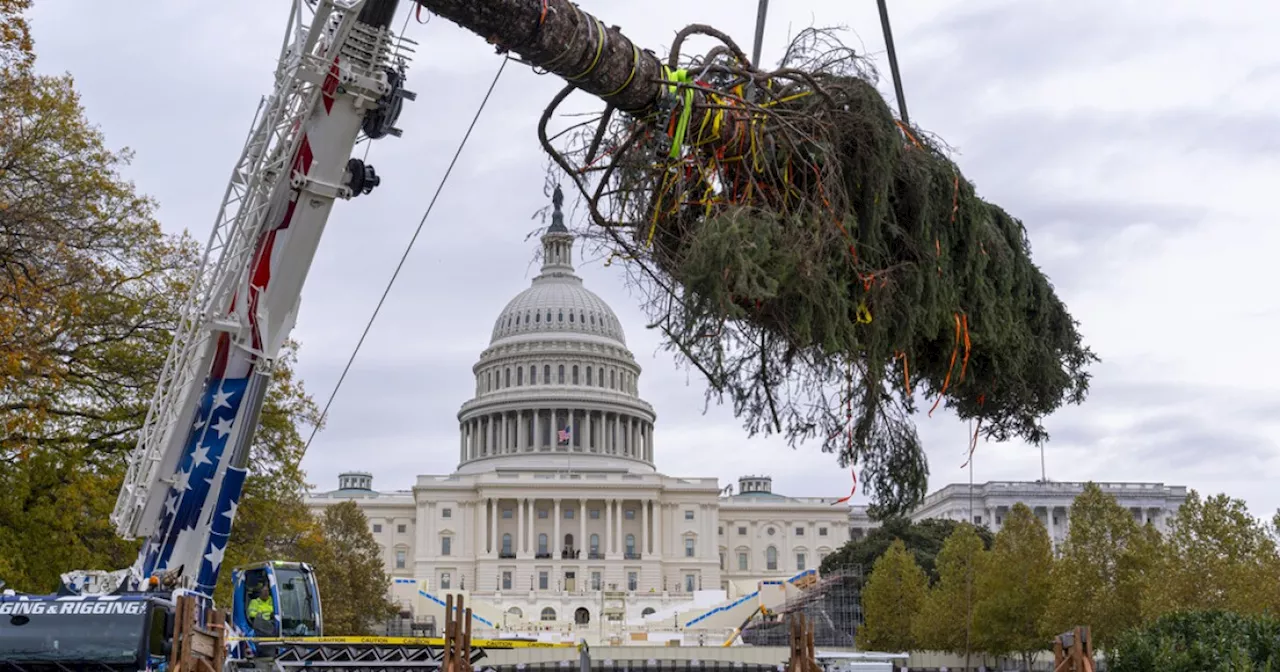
538, 534, 549, 555
543, 365, 551, 383
766, 546, 778, 570
517, 368, 524, 385
684, 510, 694, 520
558, 365, 565, 383
685, 538, 695, 557
572, 365, 579, 384
609, 370, 615, 389
590, 534, 600, 554
738, 553, 748, 570
586, 366, 593, 385
530, 366, 537, 384
738, 526, 746, 535
558, 310, 564, 322
569, 312, 575, 322
395, 549, 406, 569
505, 368, 511, 387
819, 527, 827, 536
796, 553, 806, 571
440, 572, 451, 589
541, 607, 556, 621
502, 534, 512, 556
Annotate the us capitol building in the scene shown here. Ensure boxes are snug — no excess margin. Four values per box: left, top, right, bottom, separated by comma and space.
307, 189, 852, 630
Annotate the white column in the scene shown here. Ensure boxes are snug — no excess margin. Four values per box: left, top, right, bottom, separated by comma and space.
642, 499, 650, 555
1048, 507, 1057, 548
579, 498, 587, 554
416, 501, 430, 561
527, 499, 535, 553
517, 497, 526, 556
605, 497, 613, 556
654, 501, 663, 558
488, 498, 497, 555
585, 411, 594, 452
554, 499, 562, 556
459, 428, 466, 463
615, 499, 623, 555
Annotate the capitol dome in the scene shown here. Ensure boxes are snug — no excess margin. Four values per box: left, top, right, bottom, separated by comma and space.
455, 186, 656, 474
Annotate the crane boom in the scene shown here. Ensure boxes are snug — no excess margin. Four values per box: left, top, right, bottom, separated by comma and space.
95, 0, 416, 597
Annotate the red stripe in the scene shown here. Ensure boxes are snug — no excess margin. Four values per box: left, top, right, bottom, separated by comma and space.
321, 56, 340, 114
211, 133, 314, 377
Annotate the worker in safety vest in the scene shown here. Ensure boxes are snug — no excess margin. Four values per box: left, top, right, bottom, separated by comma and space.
248, 585, 277, 635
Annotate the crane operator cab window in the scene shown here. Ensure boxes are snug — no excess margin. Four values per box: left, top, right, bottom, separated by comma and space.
237, 565, 319, 638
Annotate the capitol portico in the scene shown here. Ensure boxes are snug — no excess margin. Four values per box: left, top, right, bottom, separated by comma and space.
308, 188, 851, 629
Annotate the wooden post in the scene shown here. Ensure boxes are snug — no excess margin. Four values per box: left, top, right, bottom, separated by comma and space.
1052, 626, 1095, 672
443, 593, 473, 672
168, 594, 229, 672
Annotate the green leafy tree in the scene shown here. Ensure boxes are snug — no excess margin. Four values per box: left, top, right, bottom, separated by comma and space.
912, 523, 987, 666
974, 503, 1052, 670
1144, 490, 1280, 619
1108, 610, 1280, 672
822, 516, 994, 591
1042, 482, 1159, 650
298, 501, 398, 635
857, 538, 927, 652
0, 0, 321, 594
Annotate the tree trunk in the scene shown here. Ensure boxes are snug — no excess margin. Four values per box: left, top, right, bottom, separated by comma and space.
413, 0, 747, 141
415, 0, 663, 111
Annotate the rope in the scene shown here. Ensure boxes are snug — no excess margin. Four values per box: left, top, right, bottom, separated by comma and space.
302, 55, 510, 455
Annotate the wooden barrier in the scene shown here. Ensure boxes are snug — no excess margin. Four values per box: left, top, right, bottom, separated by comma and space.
784, 614, 819, 672
169, 594, 228, 672
1052, 626, 1095, 672
443, 593, 474, 672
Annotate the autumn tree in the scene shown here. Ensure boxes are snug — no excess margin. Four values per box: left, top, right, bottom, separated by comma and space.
974, 503, 1052, 670
1042, 482, 1160, 649
857, 539, 927, 652
911, 523, 987, 667
0, 0, 321, 593
1143, 490, 1280, 619
296, 501, 398, 636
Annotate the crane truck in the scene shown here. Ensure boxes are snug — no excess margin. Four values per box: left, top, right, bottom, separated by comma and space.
1, 0, 423, 668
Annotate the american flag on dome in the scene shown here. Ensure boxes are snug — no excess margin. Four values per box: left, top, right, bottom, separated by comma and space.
557, 427, 572, 445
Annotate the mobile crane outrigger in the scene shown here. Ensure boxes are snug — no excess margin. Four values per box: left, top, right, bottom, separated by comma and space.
1, 0, 420, 668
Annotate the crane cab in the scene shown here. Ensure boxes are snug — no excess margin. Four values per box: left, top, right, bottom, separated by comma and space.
231, 561, 322, 643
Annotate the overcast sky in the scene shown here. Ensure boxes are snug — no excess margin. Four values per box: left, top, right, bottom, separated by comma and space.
27, 0, 1279, 518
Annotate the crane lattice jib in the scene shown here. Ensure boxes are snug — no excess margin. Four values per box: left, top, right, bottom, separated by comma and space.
106, 0, 414, 595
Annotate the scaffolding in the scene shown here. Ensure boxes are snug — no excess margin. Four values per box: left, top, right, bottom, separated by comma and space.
740, 568, 863, 648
